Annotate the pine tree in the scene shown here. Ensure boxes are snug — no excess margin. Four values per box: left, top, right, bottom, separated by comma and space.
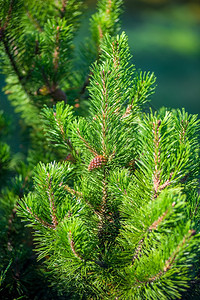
18, 31, 200, 299
0, 0, 124, 298
1, 0, 200, 298
0, 0, 123, 164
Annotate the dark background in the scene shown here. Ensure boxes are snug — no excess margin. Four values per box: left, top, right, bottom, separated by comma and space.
0, 0, 200, 152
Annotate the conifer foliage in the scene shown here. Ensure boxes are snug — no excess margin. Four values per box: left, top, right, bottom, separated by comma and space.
1, 0, 200, 299
18, 32, 200, 299
0, 0, 123, 125
0, 0, 123, 298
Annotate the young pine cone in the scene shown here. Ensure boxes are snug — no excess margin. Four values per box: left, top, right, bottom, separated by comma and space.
88, 155, 107, 171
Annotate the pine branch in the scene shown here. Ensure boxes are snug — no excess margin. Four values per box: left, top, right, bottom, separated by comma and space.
97, 170, 119, 250
121, 104, 132, 119
97, 176, 108, 249
46, 174, 58, 228
0, 0, 23, 81
68, 228, 108, 267
159, 175, 172, 192
0, 1, 35, 101
53, 112, 75, 155
101, 69, 108, 156
60, 0, 68, 18
15, 29, 200, 299
152, 119, 173, 197
132, 209, 169, 264
63, 184, 102, 220
77, 128, 98, 156
0, 0, 14, 32
25, 8, 43, 32
149, 229, 196, 283
90, 0, 123, 59
64, 185, 82, 197
40, 65, 67, 103
1, 33, 35, 102
68, 230, 82, 260
1, 35, 23, 81
53, 26, 60, 72
180, 119, 188, 143
132, 237, 145, 264
152, 119, 161, 198
148, 209, 169, 231
26, 206, 55, 229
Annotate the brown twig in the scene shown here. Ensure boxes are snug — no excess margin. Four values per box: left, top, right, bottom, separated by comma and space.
1, 0, 14, 32
0, 1, 31, 94
68, 230, 82, 259
53, 113, 76, 160
152, 120, 161, 198
60, 0, 68, 18
152, 121, 173, 198
159, 173, 173, 192
64, 185, 83, 197
26, 9, 43, 32
149, 229, 196, 282
46, 175, 58, 228
121, 104, 132, 119
101, 69, 108, 156
180, 120, 188, 143
26, 206, 54, 229
64, 184, 102, 220
41, 65, 67, 103
106, 0, 112, 14
53, 26, 60, 71
97, 170, 118, 250
132, 209, 169, 264
149, 210, 168, 231
68, 230, 108, 266
2, 35, 23, 81
132, 237, 145, 264
77, 128, 98, 156
133, 229, 196, 288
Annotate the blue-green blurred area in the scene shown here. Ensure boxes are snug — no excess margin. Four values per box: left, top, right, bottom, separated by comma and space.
85, 0, 200, 114
124, 2, 200, 114
0, 0, 200, 152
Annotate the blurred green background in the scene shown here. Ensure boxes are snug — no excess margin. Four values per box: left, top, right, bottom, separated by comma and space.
85, 0, 200, 113
0, 0, 200, 152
